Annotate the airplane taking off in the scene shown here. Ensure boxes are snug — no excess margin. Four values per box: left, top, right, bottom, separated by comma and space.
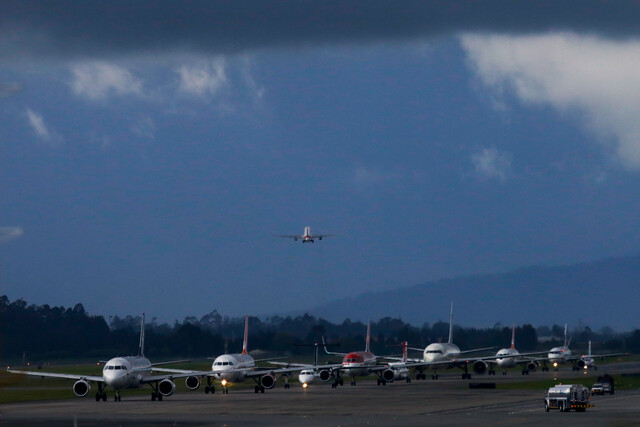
158, 316, 314, 394
7, 314, 192, 402
277, 226, 331, 243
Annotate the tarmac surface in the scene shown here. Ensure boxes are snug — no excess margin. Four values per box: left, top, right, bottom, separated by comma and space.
2, 362, 639, 426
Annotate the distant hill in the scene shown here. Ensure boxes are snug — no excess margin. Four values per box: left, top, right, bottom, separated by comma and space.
302, 256, 640, 330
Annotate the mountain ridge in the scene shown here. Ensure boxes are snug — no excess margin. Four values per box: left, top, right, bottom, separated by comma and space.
300, 255, 640, 330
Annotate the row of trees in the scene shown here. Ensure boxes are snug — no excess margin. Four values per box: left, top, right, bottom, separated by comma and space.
1, 296, 639, 362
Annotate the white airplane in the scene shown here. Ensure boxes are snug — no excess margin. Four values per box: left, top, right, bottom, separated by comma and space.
268, 342, 341, 389
546, 324, 572, 370
158, 315, 316, 394
540, 324, 628, 372
7, 314, 192, 402
409, 303, 495, 380
277, 226, 331, 243
481, 325, 547, 376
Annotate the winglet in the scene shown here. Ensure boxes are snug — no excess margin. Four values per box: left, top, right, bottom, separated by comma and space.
365, 320, 371, 352
510, 323, 515, 350
241, 315, 249, 355
138, 313, 145, 357
448, 302, 454, 344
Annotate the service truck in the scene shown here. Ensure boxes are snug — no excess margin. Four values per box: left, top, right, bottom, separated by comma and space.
545, 384, 593, 412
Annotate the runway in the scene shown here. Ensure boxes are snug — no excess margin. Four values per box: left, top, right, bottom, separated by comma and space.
2, 363, 639, 426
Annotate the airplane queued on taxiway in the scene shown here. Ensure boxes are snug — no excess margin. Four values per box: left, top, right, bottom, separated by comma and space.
320, 322, 416, 387
155, 315, 337, 394
7, 314, 194, 402
537, 324, 628, 372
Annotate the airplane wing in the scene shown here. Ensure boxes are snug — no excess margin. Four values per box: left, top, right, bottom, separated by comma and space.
268, 361, 311, 368
458, 347, 496, 355
565, 351, 629, 361
150, 367, 195, 374
150, 359, 190, 367
8, 369, 104, 383
276, 234, 301, 239
138, 371, 199, 384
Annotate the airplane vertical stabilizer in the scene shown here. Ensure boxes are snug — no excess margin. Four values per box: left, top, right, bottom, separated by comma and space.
402, 341, 408, 363
241, 315, 249, 355
510, 324, 515, 350
588, 340, 592, 356
447, 302, 454, 344
563, 324, 568, 347
138, 313, 145, 357
365, 320, 371, 352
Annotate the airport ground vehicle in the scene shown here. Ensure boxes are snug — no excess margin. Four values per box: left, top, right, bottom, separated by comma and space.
591, 383, 604, 395
544, 384, 592, 412
596, 374, 615, 394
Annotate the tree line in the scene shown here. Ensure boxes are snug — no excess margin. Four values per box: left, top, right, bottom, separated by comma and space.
1, 296, 638, 363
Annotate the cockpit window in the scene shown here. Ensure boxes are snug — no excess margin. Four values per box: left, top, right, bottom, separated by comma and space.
115, 366, 122, 370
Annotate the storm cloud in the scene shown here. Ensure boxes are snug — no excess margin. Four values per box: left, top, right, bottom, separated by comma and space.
2, 1, 639, 61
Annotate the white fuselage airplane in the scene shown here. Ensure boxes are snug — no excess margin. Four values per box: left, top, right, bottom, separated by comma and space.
159, 315, 311, 394
540, 327, 628, 372
8, 314, 191, 401
487, 325, 545, 375
411, 303, 494, 380
278, 226, 330, 243
547, 324, 572, 369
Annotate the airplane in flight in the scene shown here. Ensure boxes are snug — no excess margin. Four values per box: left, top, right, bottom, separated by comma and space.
7, 314, 192, 402
277, 226, 332, 243
409, 303, 495, 380
158, 316, 315, 394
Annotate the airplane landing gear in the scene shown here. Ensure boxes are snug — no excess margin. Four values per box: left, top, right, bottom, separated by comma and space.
95, 384, 107, 402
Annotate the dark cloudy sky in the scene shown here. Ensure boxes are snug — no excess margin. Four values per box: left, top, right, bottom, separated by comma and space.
1, 2, 639, 324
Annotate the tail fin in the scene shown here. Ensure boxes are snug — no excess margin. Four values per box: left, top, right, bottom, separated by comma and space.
510, 324, 515, 350
402, 341, 408, 363
138, 313, 145, 357
447, 302, 454, 344
588, 340, 592, 356
365, 320, 371, 352
563, 324, 568, 347
241, 315, 249, 355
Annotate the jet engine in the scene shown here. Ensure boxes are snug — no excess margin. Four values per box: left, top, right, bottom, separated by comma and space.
73, 380, 91, 397
260, 373, 276, 389
527, 361, 539, 372
158, 379, 176, 396
382, 369, 396, 382
185, 376, 200, 390
473, 360, 488, 374
319, 369, 332, 382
